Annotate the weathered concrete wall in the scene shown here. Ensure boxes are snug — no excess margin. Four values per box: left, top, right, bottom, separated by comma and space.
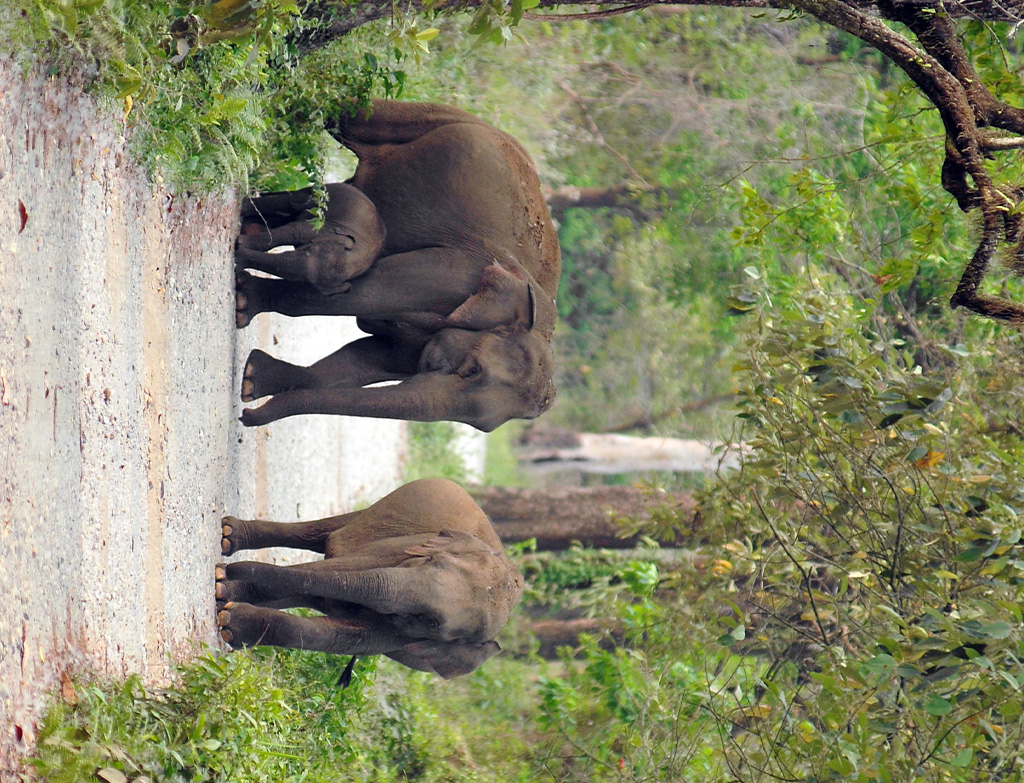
0, 61, 408, 778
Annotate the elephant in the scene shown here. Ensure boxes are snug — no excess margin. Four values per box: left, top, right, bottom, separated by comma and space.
215, 479, 524, 679
234, 99, 561, 432
236, 183, 386, 296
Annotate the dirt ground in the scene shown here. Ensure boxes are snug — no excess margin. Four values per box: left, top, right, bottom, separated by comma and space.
0, 61, 414, 778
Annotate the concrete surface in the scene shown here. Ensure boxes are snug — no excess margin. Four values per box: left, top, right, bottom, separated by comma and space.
0, 60, 419, 778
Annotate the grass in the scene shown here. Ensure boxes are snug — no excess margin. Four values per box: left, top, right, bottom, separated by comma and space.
31, 646, 375, 782
29, 646, 549, 783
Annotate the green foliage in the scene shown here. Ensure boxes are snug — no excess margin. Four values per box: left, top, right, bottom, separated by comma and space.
404, 421, 469, 483
529, 567, 756, 782
695, 279, 1024, 781
30, 648, 542, 783
520, 545, 668, 615
2, 0, 397, 192
31, 646, 375, 782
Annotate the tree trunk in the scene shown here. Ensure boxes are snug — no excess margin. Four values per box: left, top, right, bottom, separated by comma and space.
473, 485, 698, 550
521, 617, 625, 658
545, 184, 676, 221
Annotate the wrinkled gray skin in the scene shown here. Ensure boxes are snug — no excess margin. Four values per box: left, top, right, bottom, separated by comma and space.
216, 479, 524, 679
234, 99, 561, 432
236, 183, 386, 296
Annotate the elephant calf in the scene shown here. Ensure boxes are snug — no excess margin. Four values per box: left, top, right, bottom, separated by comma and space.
236, 183, 386, 296
215, 479, 524, 679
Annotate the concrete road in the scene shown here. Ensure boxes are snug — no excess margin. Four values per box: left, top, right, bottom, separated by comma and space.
0, 60, 407, 777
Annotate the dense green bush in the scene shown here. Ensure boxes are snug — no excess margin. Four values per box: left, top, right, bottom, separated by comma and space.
694, 279, 1024, 781
31, 646, 374, 782
3, 0, 400, 192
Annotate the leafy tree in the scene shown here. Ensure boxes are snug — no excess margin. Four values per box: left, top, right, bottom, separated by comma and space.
290, 0, 1024, 324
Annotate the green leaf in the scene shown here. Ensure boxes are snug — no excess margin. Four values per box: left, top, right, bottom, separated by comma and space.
923, 695, 951, 716
952, 747, 973, 767
906, 445, 928, 462
979, 621, 1013, 639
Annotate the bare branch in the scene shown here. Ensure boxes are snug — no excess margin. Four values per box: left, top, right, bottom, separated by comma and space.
524, 3, 649, 20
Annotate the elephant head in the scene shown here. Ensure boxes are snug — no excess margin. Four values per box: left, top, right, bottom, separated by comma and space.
415, 326, 556, 432
235, 183, 386, 297
397, 260, 556, 431
388, 640, 501, 678
303, 186, 386, 296
236, 260, 558, 432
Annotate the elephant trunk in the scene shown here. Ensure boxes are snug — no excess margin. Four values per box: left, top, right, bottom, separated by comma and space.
243, 375, 485, 429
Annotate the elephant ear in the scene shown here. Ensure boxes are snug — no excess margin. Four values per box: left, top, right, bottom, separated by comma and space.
399, 640, 502, 679
404, 529, 496, 559
446, 263, 536, 332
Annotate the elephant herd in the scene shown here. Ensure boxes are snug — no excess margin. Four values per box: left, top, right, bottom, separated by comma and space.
218, 99, 561, 679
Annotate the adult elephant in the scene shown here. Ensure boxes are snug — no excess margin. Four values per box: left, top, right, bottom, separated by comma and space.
216, 479, 524, 679
235, 100, 561, 432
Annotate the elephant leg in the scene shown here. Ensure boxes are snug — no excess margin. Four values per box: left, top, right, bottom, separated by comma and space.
305, 336, 419, 388
240, 247, 480, 325
241, 336, 417, 406
241, 349, 318, 402
314, 247, 482, 320
328, 99, 483, 150
236, 271, 351, 327
217, 602, 406, 654
236, 220, 318, 254
236, 241, 344, 292
220, 512, 363, 555
241, 188, 316, 226
221, 560, 438, 619
215, 564, 330, 610
239, 372, 473, 428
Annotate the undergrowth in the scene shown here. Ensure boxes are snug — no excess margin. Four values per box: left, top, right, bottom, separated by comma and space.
31, 646, 374, 782
30, 647, 551, 783
1, 0, 404, 193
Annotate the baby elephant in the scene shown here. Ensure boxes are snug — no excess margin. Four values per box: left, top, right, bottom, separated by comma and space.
236, 183, 386, 297
216, 479, 524, 679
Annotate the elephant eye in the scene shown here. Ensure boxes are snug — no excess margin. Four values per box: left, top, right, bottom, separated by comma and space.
458, 357, 483, 379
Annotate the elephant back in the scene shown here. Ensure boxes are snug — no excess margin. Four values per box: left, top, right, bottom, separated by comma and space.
338, 479, 503, 553
351, 123, 560, 302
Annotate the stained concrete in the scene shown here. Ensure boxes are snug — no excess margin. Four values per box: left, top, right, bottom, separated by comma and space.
0, 60, 408, 778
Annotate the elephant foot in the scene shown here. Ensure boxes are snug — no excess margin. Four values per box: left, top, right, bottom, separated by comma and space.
241, 349, 291, 402
235, 270, 266, 328
221, 516, 248, 555
215, 563, 268, 605
217, 602, 273, 648
240, 403, 271, 427
238, 221, 273, 249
